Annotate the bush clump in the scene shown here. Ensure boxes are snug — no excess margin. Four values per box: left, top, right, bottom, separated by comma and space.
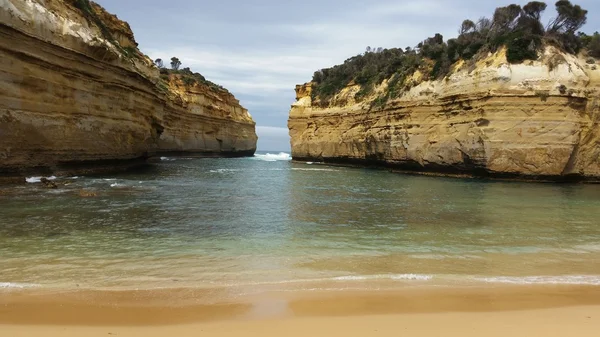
579, 31, 600, 58
153, 58, 228, 93
71, 0, 141, 60
311, 1, 594, 107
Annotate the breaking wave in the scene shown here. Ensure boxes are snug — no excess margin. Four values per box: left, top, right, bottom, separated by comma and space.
253, 152, 292, 162
26, 176, 57, 183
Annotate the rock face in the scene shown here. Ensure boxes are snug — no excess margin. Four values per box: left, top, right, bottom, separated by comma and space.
289, 47, 600, 181
0, 0, 257, 178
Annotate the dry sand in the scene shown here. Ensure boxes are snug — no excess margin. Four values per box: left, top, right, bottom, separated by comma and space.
2, 285, 600, 336
1, 306, 599, 337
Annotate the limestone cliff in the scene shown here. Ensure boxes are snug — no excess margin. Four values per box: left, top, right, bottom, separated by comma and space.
289, 47, 600, 181
0, 0, 257, 178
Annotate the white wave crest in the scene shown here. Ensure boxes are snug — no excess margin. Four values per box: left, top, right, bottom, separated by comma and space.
475, 275, 600, 286
333, 274, 433, 281
26, 176, 57, 183
253, 152, 292, 162
0, 282, 39, 289
210, 168, 242, 173
291, 168, 339, 172
218, 274, 433, 288
160, 157, 176, 161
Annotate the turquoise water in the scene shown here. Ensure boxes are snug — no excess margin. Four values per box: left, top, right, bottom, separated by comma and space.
1, 153, 600, 299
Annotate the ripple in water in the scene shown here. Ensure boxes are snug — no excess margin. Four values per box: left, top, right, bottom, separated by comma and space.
2, 154, 600, 296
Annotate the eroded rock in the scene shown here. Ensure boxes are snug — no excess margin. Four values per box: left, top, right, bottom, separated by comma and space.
288, 47, 600, 181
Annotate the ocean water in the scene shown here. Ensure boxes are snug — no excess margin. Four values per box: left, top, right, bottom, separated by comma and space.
1, 153, 600, 301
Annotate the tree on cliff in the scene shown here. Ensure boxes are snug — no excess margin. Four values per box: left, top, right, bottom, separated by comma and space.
170, 57, 182, 71
547, 0, 588, 33
310, 0, 595, 107
155, 58, 164, 68
523, 1, 548, 21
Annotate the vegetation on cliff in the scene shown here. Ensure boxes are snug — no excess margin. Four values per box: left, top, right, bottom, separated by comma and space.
70, 1, 231, 96
70, 0, 141, 60
154, 58, 229, 93
311, 1, 598, 107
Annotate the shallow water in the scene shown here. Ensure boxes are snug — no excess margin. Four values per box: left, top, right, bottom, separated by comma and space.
1, 153, 600, 300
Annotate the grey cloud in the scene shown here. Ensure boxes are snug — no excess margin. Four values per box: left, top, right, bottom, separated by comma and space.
98, 0, 600, 150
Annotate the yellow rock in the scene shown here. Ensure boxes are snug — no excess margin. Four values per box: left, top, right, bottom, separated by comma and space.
78, 190, 97, 198
288, 47, 600, 181
0, 0, 257, 178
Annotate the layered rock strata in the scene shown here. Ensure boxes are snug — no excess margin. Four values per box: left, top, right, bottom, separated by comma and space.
289, 48, 600, 181
0, 0, 257, 179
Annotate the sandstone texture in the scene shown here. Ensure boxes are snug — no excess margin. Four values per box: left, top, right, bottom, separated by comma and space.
289, 47, 600, 181
0, 0, 257, 178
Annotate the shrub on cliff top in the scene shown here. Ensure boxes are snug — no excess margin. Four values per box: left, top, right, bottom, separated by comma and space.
155, 57, 227, 93
71, 0, 141, 60
311, 1, 594, 107
580, 32, 600, 58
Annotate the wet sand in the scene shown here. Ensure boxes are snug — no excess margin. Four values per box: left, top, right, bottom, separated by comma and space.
1, 285, 600, 337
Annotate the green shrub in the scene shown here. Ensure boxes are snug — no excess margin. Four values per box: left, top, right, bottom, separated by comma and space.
182, 76, 196, 87
154, 57, 228, 92
310, 1, 595, 107
506, 35, 541, 63
587, 32, 600, 57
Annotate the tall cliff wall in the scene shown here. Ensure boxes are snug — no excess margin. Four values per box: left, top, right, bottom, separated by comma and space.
289, 47, 600, 181
0, 0, 257, 178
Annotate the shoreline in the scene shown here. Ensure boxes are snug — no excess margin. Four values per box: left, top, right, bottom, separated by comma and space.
2, 285, 600, 326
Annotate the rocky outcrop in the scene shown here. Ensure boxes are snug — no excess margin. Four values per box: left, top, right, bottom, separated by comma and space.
0, 0, 256, 179
288, 47, 600, 181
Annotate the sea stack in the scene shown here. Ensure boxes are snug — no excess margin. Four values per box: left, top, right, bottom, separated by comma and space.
0, 0, 257, 179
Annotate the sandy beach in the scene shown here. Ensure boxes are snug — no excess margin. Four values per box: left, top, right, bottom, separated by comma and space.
1, 305, 599, 337
2, 285, 600, 336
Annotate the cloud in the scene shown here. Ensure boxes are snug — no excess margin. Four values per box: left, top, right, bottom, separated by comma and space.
99, 0, 600, 147
256, 126, 290, 152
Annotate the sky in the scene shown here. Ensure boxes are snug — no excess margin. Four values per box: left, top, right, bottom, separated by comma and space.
96, 0, 599, 151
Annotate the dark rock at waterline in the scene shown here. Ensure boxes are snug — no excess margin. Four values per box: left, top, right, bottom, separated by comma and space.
40, 178, 58, 189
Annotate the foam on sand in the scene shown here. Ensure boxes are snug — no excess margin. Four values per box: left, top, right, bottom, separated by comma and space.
475, 275, 600, 285
332, 274, 433, 281
0, 282, 39, 289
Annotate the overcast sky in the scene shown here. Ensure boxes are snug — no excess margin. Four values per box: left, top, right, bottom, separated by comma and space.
96, 0, 599, 151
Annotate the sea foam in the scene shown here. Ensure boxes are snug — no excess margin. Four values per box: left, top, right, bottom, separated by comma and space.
333, 274, 433, 281
253, 152, 292, 162
26, 176, 57, 183
0, 282, 39, 289
475, 275, 600, 285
